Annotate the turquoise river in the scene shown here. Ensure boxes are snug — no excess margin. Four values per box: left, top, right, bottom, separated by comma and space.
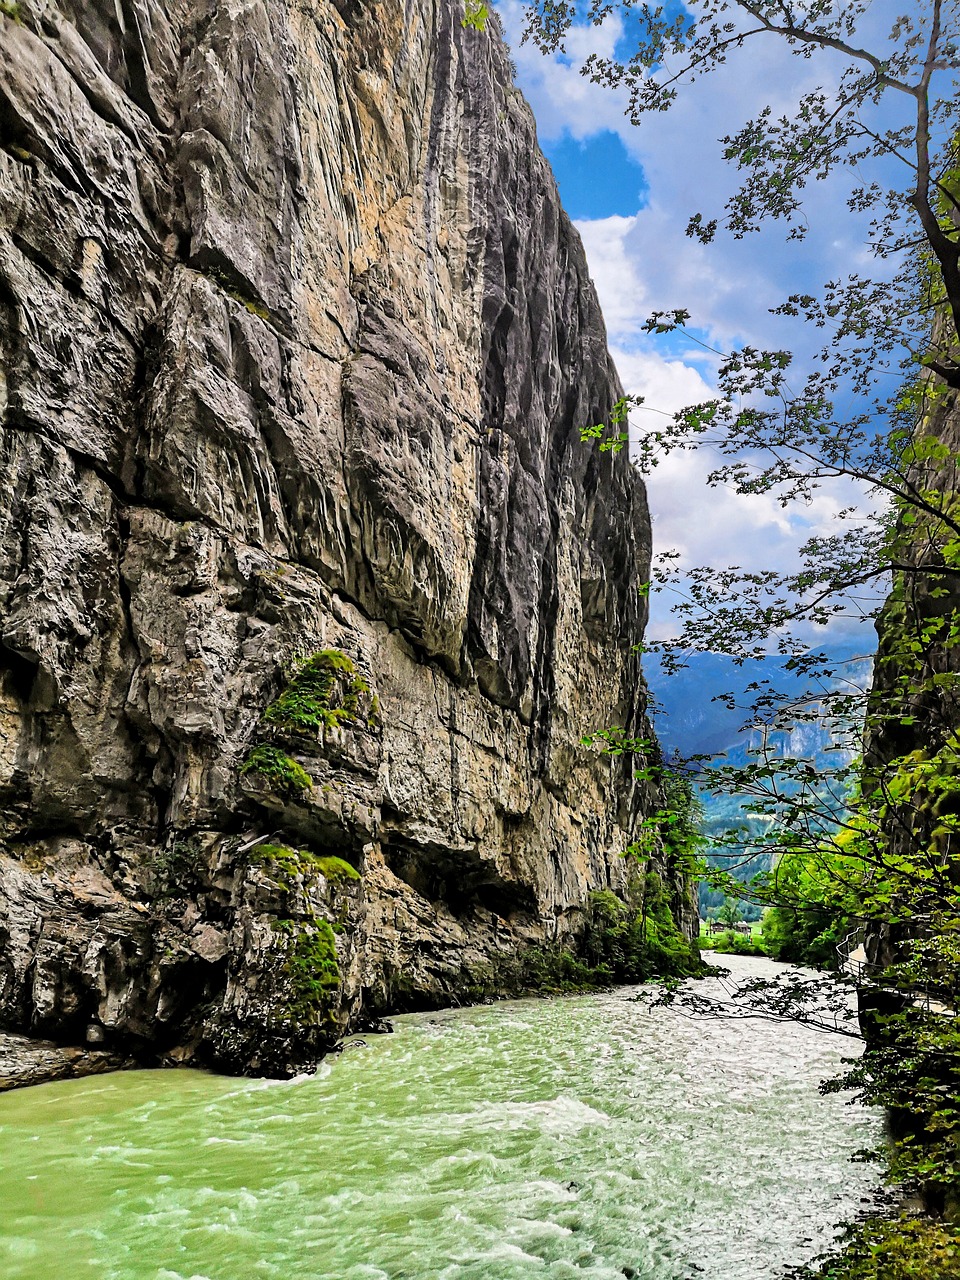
0, 955, 881, 1280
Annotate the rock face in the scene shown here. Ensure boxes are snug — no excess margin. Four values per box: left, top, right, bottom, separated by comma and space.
862, 391, 960, 975
0, 0, 661, 1075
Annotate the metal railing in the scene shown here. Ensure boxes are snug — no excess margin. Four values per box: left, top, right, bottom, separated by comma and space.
836, 927, 884, 983
836, 927, 956, 1017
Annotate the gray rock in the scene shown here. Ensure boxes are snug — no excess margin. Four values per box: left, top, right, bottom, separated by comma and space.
0, 1030, 133, 1090
0, 0, 680, 1080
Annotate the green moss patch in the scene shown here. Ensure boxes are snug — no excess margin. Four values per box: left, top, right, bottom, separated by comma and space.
272, 918, 341, 1024
201, 265, 272, 321
250, 843, 360, 888
240, 744, 312, 796
315, 855, 361, 885
249, 842, 306, 880
239, 650, 378, 808
253, 842, 362, 1025
263, 650, 372, 737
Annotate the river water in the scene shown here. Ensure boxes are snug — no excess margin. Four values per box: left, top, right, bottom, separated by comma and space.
0, 955, 881, 1280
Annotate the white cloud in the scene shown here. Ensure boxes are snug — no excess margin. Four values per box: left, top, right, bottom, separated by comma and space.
607, 346, 881, 646
575, 207, 790, 350
495, 1, 635, 145
495, 1, 903, 646
499, 0, 897, 349
608, 347, 857, 574
574, 217, 649, 341
610, 345, 714, 419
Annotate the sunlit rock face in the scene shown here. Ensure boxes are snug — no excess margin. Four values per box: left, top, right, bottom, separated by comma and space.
0, 0, 658, 1074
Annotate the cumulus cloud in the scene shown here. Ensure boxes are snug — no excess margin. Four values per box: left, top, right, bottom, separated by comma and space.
574, 217, 650, 340
494, 0, 901, 645
609, 345, 714, 420
497, 0, 898, 349
495, 1, 635, 144
608, 348, 868, 576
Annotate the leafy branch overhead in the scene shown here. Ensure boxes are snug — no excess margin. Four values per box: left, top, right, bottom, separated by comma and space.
557, 2, 960, 664
558, 0, 960, 1246
462, 2, 489, 31
527, 1, 960, 383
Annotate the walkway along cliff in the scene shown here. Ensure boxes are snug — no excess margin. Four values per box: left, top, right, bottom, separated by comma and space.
0, 1, 687, 1076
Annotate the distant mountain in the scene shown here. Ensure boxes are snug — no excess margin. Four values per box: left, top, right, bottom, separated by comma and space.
645, 645, 874, 917
646, 642, 873, 761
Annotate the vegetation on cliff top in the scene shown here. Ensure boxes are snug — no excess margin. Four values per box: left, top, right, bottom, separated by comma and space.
461, 2, 488, 32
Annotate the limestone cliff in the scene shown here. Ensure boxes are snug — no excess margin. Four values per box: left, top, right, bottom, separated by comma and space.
0, 0, 658, 1075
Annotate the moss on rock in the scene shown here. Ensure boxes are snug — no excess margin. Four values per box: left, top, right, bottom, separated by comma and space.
250, 843, 360, 889
272, 918, 341, 1024
263, 650, 372, 737
315, 855, 361, 885
238, 650, 378, 812
240, 745, 312, 796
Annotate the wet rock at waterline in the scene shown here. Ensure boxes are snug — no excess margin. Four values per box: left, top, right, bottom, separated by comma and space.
0, 1031, 135, 1092
0, 1, 674, 1077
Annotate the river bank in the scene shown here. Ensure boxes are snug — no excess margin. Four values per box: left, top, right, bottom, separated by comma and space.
0, 1032, 138, 1093
0, 955, 881, 1280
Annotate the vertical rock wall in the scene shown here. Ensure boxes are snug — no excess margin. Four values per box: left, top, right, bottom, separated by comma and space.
0, 0, 660, 1074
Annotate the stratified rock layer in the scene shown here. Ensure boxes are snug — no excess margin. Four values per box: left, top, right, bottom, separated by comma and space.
0, 0, 656, 1074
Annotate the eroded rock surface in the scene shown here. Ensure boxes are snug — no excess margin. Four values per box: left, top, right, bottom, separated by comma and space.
0, 0, 666, 1076
0, 1031, 134, 1091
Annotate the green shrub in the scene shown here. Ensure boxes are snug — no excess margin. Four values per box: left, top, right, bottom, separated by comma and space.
787, 1215, 960, 1279
464, 946, 607, 1001
700, 930, 767, 957
151, 836, 205, 892
462, 1, 488, 30
463, 882, 701, 1002
582, 879, 702, 983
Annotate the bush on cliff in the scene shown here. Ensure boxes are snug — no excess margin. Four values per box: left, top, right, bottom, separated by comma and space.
786, 1214, 960, 1280
583, 883, 701, 982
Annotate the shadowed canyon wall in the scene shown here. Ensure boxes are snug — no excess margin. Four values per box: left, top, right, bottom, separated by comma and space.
0, 0, 663, 1074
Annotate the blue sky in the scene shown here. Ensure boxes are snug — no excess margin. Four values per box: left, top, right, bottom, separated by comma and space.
542, 132, 648, 220
491, 0, 914, 647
